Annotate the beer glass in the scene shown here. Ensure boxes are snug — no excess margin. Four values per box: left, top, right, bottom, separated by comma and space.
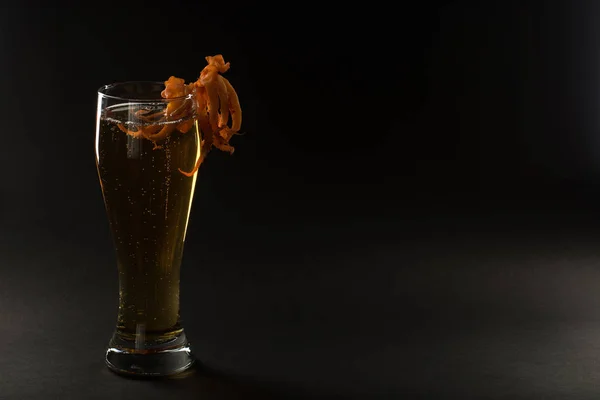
95, 81, 200, 377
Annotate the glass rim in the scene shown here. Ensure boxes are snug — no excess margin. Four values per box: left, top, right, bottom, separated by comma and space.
97, 81, 194, 102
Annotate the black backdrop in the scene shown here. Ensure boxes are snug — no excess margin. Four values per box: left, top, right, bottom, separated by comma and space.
3, 1, 600, 398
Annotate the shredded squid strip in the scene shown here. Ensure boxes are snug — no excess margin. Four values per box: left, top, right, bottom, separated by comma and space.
118, 55, 243, 176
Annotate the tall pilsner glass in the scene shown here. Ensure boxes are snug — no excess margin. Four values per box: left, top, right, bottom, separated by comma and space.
95, 82, 200, 377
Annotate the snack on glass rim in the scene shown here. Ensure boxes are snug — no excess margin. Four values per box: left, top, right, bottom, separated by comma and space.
116, 54, 242, 177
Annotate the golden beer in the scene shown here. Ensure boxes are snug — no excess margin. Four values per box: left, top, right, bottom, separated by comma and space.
96, 82, 199, 376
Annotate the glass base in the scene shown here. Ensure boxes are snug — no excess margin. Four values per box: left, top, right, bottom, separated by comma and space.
105, 330, 195, 377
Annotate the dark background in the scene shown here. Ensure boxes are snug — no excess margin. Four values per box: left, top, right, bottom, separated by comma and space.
3, 1, 600, 398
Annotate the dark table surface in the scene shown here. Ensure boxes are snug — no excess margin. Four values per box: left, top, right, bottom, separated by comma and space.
4, 208, 600, 399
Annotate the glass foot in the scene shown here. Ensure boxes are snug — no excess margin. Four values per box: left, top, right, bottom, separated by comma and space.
105, 330, 195, 377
